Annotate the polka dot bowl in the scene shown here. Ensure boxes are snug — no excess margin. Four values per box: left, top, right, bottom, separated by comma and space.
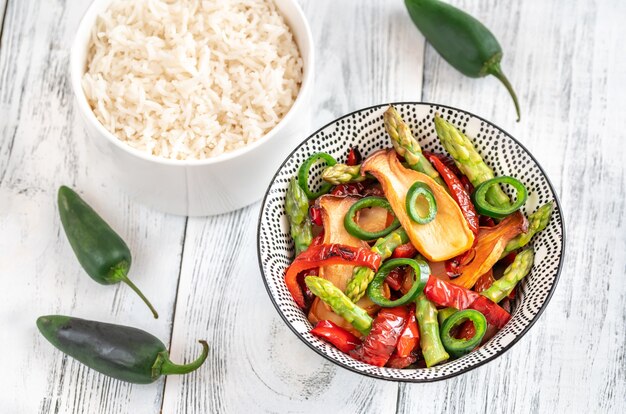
257, 102, 565, 382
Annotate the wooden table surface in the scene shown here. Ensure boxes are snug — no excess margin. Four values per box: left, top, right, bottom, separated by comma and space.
1, 0, 625, 413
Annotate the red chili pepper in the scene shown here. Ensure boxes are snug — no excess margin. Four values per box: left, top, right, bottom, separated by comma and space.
423, 151, 462, 177
346, 147, 362, 166
468, 296, 511, 329
423, 276, 510, 328
391, 242, 418, 259
310, 320, 361, 353
460, 175, 474, 194
426, 153, 479, 235
285, 244, 382, 308
309, 205, 323, 226
395, 305, 419, 358
386, 352, 418, 369
330, 182, 366, 197
385, 267, 404, 291
350, 306, 408, 367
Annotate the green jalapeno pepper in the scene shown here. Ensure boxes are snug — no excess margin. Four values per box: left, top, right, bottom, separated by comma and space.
440, 309, 487, 357
37, 315, 208, 384
57, 186, 158, 318
404, 0, 521, 121
298, 153, 338, 199
471, 177, 528, 219
344, 197, 401, 240
405, 182, 437, 224
367, 258, 430, 307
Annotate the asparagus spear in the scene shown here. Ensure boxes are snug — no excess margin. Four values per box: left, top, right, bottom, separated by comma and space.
285, 178, 313, 255
345, 228, 410, 302
437, 307, 458, 326
384, 106, 446, 187
305, 276, 373, 336
322, 163, 365, 185
482, 249, 534, 303
503, 202, 554, 255
415, 294, 449, 367
434, 114, 511, 209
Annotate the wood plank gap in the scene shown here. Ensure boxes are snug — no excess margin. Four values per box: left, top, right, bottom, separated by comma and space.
0, 0, 8, 44
159, 216, 189, 413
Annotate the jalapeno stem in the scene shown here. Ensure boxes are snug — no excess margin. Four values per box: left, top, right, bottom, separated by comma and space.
153, 340, 209, 378
118, 273, 159, 319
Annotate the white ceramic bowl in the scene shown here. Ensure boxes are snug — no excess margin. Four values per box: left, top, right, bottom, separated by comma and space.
70, 0, 314, 216
258, 103, 565, 382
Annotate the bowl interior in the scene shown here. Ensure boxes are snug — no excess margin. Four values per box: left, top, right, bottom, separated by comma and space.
258, 102, 564, 382
70, 0, 314, 167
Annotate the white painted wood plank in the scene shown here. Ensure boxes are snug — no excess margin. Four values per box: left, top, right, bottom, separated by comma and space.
398, 0, 626, 413
162, 1, 424, 412
0, 1, 186, 412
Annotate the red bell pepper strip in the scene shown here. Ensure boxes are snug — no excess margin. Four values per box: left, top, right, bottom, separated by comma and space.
468, 296, 511, 329
346, 147, 362, 166
396, 306, 419, 358
285, 244, 382, 309
391, 242, 418, 259
310, 320, 361, 353
350, 306, 408, 367
426, 153, 479, 235
386, 352, 418, 369
423, 276, 510, 328
424, 275, 480, 309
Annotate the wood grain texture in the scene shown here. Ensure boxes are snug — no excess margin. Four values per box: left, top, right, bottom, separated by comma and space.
161, 1, 423, 413
398, 0, 626, 413
0, 0, 186, 412
1, 0, 625, 412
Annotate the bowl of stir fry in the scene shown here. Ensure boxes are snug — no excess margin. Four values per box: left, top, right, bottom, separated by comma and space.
257, 103, 564, 381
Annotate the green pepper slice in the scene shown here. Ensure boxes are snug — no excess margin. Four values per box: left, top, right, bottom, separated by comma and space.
471, 176, 528, 219
298, 152, 338, 199
440, 309, 487, 357
405, 182, 437, 224
367, 258, 430, 307
344, 197, 401, 240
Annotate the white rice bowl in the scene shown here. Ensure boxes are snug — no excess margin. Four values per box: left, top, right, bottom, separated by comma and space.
82, 0, 303, 160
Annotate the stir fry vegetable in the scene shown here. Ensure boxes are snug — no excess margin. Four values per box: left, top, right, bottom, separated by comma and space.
282, 106, 553, 368
440, 310, 487, 357
362, 150, 474, 261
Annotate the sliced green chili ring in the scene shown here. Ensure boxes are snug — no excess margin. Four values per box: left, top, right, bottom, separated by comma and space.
471, 176, 528, 219
367, 258, 430, 307
406, 182, 437, 224
344, 197, 401, 240
440, 309, 487, 357
298, 152, 338, 199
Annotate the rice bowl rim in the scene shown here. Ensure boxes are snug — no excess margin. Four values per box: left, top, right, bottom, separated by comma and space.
70, 0, 314, 166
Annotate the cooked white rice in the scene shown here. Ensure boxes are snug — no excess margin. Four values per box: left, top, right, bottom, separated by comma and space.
82, 0, 303, 160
